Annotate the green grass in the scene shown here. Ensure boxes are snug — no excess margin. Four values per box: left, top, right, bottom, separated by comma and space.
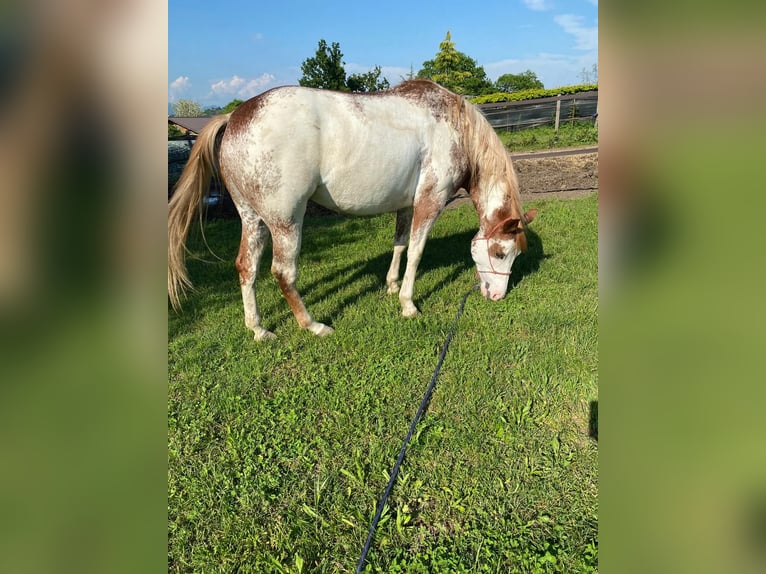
498, 121, 598, 152
168, 196, 598, 573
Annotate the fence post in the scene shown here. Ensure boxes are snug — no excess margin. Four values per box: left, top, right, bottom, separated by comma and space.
554, 94, 562, 133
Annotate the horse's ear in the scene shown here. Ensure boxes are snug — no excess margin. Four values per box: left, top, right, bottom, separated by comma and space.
501, 218, 521, 235
524, 209, 538, 224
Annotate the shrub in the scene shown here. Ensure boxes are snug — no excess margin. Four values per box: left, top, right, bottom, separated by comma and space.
471, 83, 598, 105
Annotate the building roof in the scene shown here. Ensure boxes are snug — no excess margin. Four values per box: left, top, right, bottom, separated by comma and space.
168, 117, 212, 135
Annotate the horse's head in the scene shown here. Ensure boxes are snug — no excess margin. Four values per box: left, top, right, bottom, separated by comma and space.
471, 208, 537, 300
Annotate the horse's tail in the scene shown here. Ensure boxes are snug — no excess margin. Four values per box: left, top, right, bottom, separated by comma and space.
168, 114, 230, 310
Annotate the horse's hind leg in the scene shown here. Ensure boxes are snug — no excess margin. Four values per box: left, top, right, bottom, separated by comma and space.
236, 212, 275, 341
386, 207, 412, 294
270, 218, 334, 337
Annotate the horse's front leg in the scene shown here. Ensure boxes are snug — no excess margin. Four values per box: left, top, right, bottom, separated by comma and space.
270, 221, 334, 337
386, 207, 412, 294
399, 200, 442, 318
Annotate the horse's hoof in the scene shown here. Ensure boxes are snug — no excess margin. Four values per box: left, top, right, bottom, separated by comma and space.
386, 282, 400, 294
253, 327, 276, 341
401, 305, 420, 318
309, 322, 334, 337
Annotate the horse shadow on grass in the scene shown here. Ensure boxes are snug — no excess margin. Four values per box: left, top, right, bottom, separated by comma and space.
169, 217, 546, 337
293, 222, 546, 331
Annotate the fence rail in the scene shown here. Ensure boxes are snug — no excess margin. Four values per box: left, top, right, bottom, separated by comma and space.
476, 90, 598, 131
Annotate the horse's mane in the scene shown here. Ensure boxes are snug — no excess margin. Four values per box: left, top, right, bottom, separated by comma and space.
391, 80, 525, 224
454, 94, 525, 224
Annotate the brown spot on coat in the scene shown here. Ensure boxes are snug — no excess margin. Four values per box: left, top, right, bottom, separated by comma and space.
274, 271, 312, 328
388, 80, 459, 122
411, 162, 441, 234
225, 87, 280, 138
235, 229, 253, 285
235, 250, 252, 285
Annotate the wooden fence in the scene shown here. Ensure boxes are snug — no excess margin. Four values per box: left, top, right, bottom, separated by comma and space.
476, 90, 598, 131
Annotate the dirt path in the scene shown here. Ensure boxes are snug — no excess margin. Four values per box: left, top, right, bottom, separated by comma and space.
514, 147, 598, 199
446, 146, 598, 209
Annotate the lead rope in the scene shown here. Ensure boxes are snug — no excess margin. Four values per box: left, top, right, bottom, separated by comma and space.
354, 284, 478, 573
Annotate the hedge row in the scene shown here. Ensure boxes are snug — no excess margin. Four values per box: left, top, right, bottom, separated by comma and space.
470, 83, 598, 105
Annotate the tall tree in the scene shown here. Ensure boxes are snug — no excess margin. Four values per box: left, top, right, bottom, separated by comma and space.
299, 39, 348, 91
346, 66, 390, 93
417, 31, 494, 95
172, 99, 204, 117
495, 70, 544, 93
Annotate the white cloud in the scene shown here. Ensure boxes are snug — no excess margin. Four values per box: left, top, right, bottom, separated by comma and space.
554, 14, 598, 51
168, 76, 192, 102
208, 73, 276, 100
523, 0, 553, 11
170, 76, 191, 91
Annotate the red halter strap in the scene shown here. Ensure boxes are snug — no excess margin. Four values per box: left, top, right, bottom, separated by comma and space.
471, 215, 519, 276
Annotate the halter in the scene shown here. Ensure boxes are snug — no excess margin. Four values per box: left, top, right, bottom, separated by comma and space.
471, 214, 520, 276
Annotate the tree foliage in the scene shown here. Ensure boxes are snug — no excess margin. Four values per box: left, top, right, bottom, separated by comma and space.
347, 66, 390, 93
172, 99, 204, 117
299, 39, 348, 91
299, 39, 390, 93
203, 99, 245, 117
495, 70, 544, 93
417, 31, 494, 96
223, 99, 244, 113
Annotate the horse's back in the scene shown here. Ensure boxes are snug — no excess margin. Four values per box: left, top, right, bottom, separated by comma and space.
220, 86, 458, 216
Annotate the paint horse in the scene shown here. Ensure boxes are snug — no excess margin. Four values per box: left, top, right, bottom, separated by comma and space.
168, 80, 536, 340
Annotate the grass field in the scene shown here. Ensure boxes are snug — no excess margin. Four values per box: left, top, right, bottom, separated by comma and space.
499, 121, 598, 152
168, 195, 598, 573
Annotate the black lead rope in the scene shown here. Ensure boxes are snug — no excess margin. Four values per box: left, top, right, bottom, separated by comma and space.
354, 285, 478, 574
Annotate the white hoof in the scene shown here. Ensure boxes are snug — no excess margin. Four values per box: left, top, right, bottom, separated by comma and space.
308, 322, 334, 337
386, 281, 400, 295
253, 327, 276, 341
401, 304, 420, 318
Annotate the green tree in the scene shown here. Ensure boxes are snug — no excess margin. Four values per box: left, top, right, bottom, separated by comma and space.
346, 66, 390, 93
299, 39, 348, 91
203, 99, 244, 117
495, 70, 544, 93
417, 31, 494, 95
172, 99, 204, 117
223, 99, 244, 113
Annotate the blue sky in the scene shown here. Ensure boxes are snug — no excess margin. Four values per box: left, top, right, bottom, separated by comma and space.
169, 0, 598, 108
